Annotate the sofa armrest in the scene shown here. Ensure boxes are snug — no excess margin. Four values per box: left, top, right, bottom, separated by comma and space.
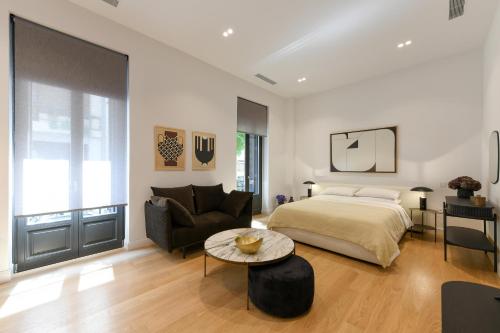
145, 201, 174, 252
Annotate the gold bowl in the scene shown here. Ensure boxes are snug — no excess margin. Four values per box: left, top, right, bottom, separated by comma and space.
235, 235, 263, 254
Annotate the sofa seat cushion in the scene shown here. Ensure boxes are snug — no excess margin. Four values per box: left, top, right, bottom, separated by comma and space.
172, 216, 214, 247
151, 185, 196, 214
172, 211, 237, 247
197, 211, 236, 230
193, 184, 226, 214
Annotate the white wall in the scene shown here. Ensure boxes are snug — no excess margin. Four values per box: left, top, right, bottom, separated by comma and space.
294, 50, 484, 213
483, 1, 500, 274
0, 0, 294, 280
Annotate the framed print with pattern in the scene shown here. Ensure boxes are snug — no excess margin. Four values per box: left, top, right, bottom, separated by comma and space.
330, 126, 397, 173
155, 126, 186, 171
192, 131, 216, 170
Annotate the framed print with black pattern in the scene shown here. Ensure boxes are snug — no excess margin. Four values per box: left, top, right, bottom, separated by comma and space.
192, 131, 216, 170
154, 126, 186, 171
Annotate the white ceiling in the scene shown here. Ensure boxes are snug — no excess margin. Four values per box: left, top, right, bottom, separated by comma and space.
70, 0, 499, 98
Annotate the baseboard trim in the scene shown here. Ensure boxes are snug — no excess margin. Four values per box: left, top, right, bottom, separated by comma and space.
125, 238, 153, 250
0, 269, 11, 284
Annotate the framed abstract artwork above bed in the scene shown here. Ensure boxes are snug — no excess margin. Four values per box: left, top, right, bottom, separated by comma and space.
330, 126, 397, 173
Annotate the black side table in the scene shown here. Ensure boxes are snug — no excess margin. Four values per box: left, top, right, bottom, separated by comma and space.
409, 208, 438, 242
443, 196, 497, 272
442, 281, 500, 333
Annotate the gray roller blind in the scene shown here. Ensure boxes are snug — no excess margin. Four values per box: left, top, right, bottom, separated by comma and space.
13, 16, 128, 216
13, 17, 127, 100
237, 97, 268, 137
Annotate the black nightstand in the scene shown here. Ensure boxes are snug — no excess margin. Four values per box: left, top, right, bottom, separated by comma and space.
443, 196, 497, 272
409, 208, 439, 242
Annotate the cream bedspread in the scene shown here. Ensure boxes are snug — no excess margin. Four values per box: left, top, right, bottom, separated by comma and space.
267, 195, 412, 267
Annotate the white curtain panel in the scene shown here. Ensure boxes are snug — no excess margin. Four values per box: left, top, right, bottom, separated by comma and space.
13, 17, 128, 216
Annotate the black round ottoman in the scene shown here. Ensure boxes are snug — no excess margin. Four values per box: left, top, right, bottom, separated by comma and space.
248, 255, 314, 318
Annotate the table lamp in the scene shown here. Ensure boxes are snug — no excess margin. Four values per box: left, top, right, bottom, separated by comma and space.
303, 181, 315, 198
411, 186, 433, 210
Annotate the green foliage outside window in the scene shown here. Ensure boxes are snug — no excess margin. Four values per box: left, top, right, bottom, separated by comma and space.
236, 132, 245, 156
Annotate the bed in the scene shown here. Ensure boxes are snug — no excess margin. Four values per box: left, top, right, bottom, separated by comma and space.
267, 188, 413, 268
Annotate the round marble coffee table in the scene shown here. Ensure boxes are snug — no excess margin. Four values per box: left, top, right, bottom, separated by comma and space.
204, 228, 295, 309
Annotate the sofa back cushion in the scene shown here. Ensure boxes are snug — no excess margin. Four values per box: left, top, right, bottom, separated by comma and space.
167, 198, 195, 227
219, 190, 252, 218
151, 185, 195, 214
193, 184, 225, 214
151, 196, 195, 227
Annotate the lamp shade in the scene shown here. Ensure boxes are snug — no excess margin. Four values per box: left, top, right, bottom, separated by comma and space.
303, 181, 315, 185
410, 186, 433, 192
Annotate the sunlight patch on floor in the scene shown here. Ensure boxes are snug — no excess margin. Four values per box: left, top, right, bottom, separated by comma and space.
0, 275, 64, 318
0, 260, 121, 319
7, 272, 66, 296
251, 216, 268, 230
77, 262, 115, 292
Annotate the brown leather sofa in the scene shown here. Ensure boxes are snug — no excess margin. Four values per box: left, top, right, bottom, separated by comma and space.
145, 184, 252, 257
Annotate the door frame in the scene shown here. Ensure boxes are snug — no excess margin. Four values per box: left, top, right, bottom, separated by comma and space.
244, 134, 263, 214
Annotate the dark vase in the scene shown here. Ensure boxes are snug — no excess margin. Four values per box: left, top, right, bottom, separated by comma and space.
289, 196, 294, 203
457, 188, 474, 199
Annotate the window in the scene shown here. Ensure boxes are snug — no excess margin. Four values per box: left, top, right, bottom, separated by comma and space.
13, 16, 128, 216
12, 16, 128, 272
236, 98, 267, 214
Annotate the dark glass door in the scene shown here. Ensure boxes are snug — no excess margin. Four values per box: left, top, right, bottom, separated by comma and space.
236, 132, 263, 214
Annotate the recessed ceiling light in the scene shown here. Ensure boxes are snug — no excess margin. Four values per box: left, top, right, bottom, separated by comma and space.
222, 28, 234, 38
297, 77, 307, 83
398, 40, 413, 49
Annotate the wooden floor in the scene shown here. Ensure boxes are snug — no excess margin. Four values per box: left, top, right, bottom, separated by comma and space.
0, 230, 499, 333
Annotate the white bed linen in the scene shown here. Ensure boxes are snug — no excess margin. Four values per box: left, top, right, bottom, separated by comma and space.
271, 195, 412, 266
310, 195, 413, 229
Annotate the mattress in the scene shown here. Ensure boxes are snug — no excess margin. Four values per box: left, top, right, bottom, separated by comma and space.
267, 195, 412, 267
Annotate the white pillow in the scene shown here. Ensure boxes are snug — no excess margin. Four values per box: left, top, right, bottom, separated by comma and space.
356, 196, 402, 204
319, 186, 360, 197
355, 187, 400, 201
